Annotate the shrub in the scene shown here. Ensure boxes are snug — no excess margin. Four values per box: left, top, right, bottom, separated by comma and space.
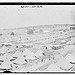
0, 33, 3, 36
27, 29, 34, 35
11, 32, 15, 35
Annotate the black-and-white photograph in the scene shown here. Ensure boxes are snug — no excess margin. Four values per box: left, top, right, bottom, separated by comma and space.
0, 5, 75, 73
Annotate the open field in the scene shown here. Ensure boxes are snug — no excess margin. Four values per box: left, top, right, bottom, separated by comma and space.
0, 24, 75, 72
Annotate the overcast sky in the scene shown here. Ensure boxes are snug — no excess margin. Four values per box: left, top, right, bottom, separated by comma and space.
0, 5, 75, 29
